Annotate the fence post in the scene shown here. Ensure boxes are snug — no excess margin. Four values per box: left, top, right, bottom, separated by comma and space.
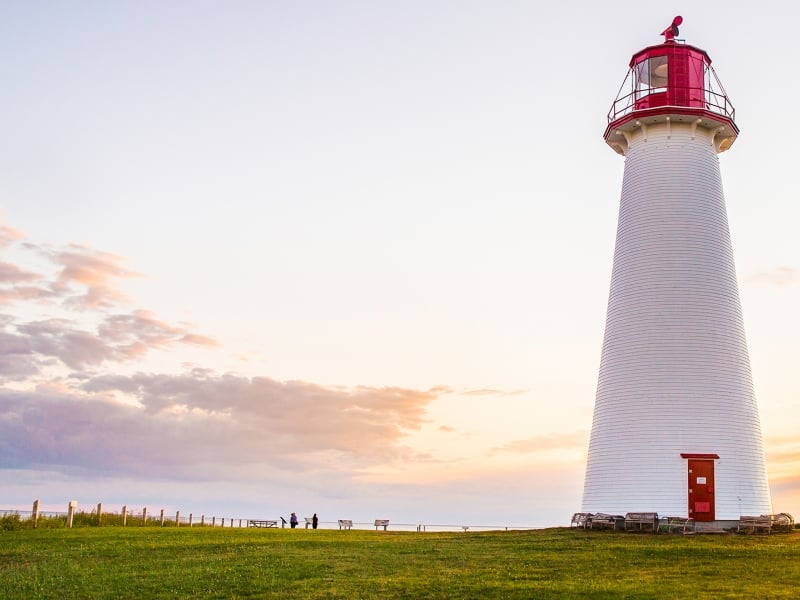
189, 513, 193, 527
176, 511, 180, 527
97, 502, 103, 526
160, 509, 165, 526
122, 505, 128, 526
32, 499, 40, 529
67, 500, 77, 528
142, 507, 147, 526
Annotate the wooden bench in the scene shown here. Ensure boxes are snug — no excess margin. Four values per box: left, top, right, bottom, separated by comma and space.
624, 512, 659, 532
658, 516, 694, 534
304, 517, 314, 529
570, 512, 593, 529
338, 519, 353, 530
248, 519, 277, 528
738, 515, 772, 533
589, 513, 623, 530
374, 519, 390, 531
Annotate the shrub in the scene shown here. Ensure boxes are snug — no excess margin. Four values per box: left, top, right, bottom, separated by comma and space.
1, 513, 24, 531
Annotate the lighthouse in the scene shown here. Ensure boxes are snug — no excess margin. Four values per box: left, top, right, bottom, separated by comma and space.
582, 17, 772, 523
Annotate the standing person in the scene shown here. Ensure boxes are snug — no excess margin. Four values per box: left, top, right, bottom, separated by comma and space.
312, 513, 318, 529
290, 512, 298, 529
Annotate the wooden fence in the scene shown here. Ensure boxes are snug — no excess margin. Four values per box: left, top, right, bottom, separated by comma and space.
2, 499, 543, 532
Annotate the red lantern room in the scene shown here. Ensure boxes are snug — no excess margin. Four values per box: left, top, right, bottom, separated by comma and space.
604, 16, 738, 155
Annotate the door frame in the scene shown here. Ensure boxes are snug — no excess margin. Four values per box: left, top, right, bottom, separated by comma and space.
680, 453, 719, 521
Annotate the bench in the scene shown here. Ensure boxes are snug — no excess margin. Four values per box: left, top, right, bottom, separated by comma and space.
570, 512, 593, 529
374, 519, 390, 531
338, 519, 353, 530
739, 513, 795, 534
770, 512, 795, 532
304, 517, 314, 529
738, 515, 772, 533
658, 516, 694, 534
248, 519, 277, 528
624, 512, 659, 532
589, 513, 623, 530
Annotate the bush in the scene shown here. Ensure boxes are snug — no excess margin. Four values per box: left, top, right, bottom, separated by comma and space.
1, 513, 24, 531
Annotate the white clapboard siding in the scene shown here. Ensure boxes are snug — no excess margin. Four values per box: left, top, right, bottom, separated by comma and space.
582, 122, 772, 518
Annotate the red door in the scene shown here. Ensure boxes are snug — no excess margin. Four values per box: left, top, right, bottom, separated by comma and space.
687, 459, 715, 522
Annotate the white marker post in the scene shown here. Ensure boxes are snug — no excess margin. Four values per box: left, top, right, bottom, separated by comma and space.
67, 500, 77, 528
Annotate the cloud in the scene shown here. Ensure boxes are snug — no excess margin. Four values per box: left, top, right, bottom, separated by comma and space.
765, 435, 800, 477
0, 261, 50, 305
767, 447, 800, 466
97, 310, 219, 357
0, 223, 25, 248
0, 223, 217, 375
458, 387, 528, 397
0, 261, 41, 284
744, 266, 800, 287
0, 373, 438, 479
0, 219, 436, 493
488, 430, 588, 456
0, 312, 218, 374
2, 225, 139, 310
42, 243, 141, 310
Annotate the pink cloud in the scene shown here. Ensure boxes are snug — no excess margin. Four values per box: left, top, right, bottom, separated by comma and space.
0, 227, 218, 375
2, 235, 138, 310
0, 223, 25, 248
41, 243, 140, 310
0, 255, 49, 304
0, 311, 219, 373
179, 333, 219, 346
98, 310, 219, 359
0, 261, 40, 284
0, 218, 433, 492
0, 258, 49, 306
16, 318, 112, 370
0, 372, 438, 478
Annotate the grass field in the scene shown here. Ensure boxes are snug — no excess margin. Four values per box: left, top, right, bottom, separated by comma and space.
1, 526, 798, 598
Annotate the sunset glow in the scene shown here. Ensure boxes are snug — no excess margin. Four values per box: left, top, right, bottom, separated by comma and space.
2, 2, 798, 526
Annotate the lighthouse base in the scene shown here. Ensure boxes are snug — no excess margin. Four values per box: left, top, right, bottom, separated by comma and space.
692, 520, 738, 534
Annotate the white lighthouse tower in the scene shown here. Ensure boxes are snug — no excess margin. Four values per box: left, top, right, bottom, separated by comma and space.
582, 17, 772, 523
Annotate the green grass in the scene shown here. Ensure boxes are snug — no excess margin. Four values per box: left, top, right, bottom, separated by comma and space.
1, 527, 798, 598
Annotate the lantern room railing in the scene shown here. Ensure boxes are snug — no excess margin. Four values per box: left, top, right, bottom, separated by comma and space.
607, 63, 735, 125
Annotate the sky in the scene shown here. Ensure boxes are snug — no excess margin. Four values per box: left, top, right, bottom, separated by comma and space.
1, 1, 799, 528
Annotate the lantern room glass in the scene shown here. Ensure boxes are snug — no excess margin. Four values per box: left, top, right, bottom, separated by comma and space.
634, 55, 668, 100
